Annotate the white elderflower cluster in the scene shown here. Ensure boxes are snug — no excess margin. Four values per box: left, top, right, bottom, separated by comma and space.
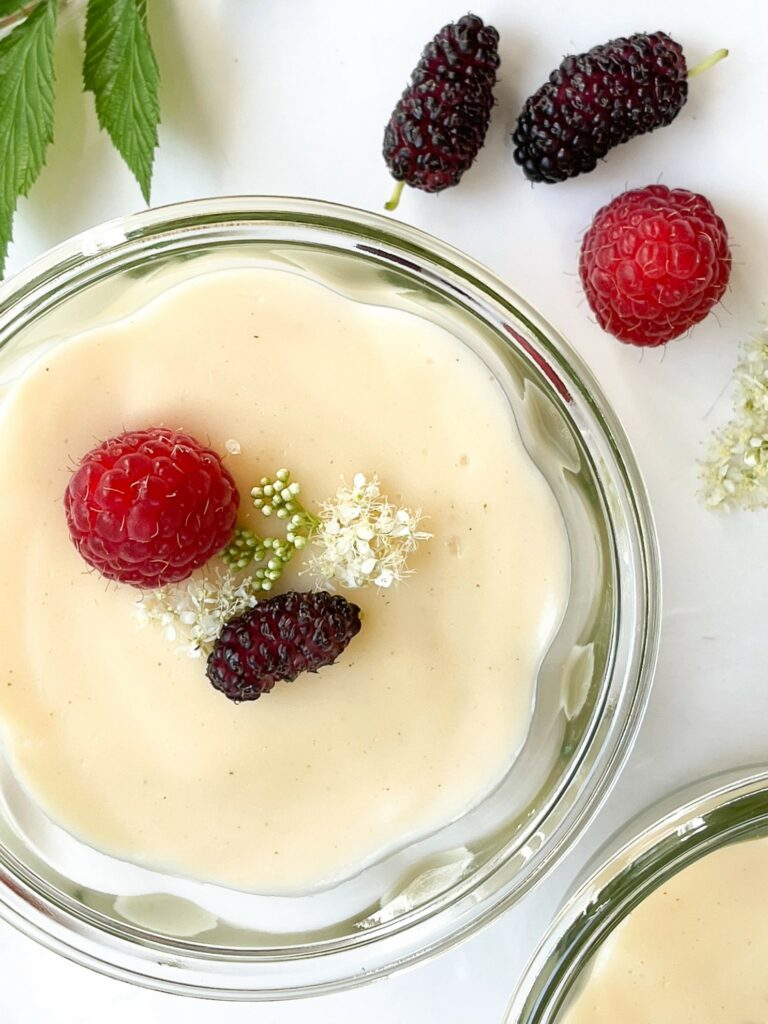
134, 569, 260, 658
701, 328, 768, 509
306, 473, 431, 590
134, 471, 432, 657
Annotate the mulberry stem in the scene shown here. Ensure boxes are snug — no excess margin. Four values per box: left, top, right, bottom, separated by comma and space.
385, 180, 405, 212
687, 48, 729, 78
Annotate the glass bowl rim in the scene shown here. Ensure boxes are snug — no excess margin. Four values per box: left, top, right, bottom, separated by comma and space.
0, 195, 661, 999
505, 764, 768, 1024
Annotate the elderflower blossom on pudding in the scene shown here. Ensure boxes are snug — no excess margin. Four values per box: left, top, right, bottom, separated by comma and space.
134, 569, 260, 657
137, 469, 431, 658
306, 473, 431, 590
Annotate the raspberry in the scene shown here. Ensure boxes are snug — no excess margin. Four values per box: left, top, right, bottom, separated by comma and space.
383, 14, 499, 207
579, 185, 731, 347
206, 591, 361, 701
64, 427, 239, 588
513, 32, 688, 183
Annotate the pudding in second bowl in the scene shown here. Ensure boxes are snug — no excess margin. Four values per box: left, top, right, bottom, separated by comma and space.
560, 836, 768, 1024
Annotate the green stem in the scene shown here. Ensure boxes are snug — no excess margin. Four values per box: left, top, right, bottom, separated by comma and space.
384, 180, 405, 212
687, 48, 729, 78
0, 2, 40, 30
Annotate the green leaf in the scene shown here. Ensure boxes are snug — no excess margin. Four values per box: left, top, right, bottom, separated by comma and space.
0, 0, 57, 275
83, 0, 159, 203
0, 1, 37, 19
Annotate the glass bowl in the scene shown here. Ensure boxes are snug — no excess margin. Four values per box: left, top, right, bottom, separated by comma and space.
506, 766, 768, 1023
0, 196, 659, 998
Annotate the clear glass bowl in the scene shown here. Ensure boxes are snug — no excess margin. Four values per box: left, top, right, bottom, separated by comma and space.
506, 766, 768, 1023
0, 197, 659, 998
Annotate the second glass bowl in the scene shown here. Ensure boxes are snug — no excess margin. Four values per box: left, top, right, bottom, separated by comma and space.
0, 196, 660, 997
506, 766, 768, 1023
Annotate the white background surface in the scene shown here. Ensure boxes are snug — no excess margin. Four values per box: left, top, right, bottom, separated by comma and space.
3, 0, 768, 1020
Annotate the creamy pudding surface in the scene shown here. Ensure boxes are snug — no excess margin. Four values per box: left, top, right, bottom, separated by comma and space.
0, 262, 568, 892
560, 836, 768, 1024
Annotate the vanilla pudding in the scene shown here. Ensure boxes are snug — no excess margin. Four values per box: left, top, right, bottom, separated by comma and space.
0, 259, 568, 893
559, 836, 768, 1024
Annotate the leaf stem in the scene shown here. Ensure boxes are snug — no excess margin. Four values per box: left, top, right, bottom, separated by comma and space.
384, 180, 405, 212
0, 2, 39, 31
687, 48, 729, 78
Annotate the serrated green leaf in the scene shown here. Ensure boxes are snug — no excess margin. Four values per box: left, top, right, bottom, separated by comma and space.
83, 0, 159, 203
0, 0, 57, 276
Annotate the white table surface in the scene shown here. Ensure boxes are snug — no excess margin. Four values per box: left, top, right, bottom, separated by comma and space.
4, 0, 768, 1019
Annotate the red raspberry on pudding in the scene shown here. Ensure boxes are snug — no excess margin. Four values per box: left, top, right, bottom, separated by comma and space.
64, 427, 239, 588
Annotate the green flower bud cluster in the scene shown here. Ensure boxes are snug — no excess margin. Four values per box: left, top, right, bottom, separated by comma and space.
221, 525, 267, 571
251, 469, 319, 548
221, 470, 319, 592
